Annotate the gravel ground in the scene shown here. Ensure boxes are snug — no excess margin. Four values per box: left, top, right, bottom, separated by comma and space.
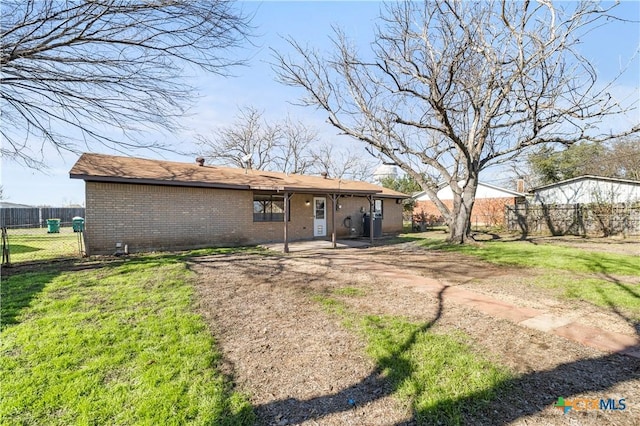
190, 241, 640, 425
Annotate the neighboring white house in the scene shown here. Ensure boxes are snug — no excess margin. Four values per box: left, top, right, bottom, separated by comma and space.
531, 175, 640, 205
0, 202, 33, 208
413, 181, 524, 202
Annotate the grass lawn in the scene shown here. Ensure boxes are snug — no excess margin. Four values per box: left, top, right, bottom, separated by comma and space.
418, 236, 640, 318
0, 251, 255, 425
5, 227, 82, 264
314, 293, 511, 425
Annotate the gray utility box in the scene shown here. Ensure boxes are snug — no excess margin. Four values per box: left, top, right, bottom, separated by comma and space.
363, 212, 382, 237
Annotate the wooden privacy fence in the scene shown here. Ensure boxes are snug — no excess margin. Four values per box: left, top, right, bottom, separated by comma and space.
1, 207, 85, 228
506, 204, 640, 237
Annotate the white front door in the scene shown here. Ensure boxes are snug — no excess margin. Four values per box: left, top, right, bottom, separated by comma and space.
313, 197, 327, 237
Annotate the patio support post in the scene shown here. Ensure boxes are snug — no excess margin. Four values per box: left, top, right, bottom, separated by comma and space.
283, 192, 292, 253
330, 193, 339, 249
367, 194, 374, 245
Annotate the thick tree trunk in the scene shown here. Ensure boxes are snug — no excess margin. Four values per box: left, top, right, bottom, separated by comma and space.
446, 179, 478, 244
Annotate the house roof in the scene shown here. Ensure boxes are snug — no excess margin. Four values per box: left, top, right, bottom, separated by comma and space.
0, 201, 34, 208
532, 175, 640, 192
69, 153, 408, 198
412, 181, 524, 200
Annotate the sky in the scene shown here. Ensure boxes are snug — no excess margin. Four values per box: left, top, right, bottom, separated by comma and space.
2, 0, 639, 207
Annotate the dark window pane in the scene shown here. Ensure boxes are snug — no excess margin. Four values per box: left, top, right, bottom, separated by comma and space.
253, 194, 288, 222
315, 199, 325, 219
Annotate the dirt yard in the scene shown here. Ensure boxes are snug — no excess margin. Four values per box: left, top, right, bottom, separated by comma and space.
190, 239, 640, 425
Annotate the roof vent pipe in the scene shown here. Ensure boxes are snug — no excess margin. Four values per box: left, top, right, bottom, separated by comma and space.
196, 157, 205, 166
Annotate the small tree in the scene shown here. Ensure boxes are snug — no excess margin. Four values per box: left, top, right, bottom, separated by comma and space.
273, 0, 639, 243
527, 138, 640, 185
588, 184, 627, 237
379, 174, 421, 213
610, 137, 640, 181
528, 142, 608, 185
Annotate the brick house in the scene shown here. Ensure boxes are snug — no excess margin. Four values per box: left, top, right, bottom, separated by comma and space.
70, 153, 407, 255
413, 182, 525, 228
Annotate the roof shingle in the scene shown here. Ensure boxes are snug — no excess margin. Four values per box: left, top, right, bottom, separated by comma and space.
70, 153, 408, 198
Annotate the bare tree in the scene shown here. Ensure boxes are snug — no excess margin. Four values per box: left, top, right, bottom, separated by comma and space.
309, 144, 371, 181
198, 106, 373, 179
1, 0, 251, 167
273, 0, 639, 243
198, 106, 283, 171
610, 137, 640, 181
277, 116, 317, 174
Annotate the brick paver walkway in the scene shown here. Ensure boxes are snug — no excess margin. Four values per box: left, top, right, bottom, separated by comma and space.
275, 241, 640, 359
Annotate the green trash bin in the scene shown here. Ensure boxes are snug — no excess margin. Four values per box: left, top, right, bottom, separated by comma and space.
72, 217, 85, 232
47, 219, 61, 233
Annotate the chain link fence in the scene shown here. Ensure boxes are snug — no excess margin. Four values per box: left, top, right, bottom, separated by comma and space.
1, 225, 85, 266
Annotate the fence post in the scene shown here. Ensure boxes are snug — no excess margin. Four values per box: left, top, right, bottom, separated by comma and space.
1, 227, 10, 266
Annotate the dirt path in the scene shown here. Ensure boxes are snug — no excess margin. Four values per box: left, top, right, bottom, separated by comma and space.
191, 246, 640, 425
191, 254, 412, 425
320, 242, 640, 338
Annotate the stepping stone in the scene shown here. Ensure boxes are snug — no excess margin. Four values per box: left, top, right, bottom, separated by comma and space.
520, 313, 574, 332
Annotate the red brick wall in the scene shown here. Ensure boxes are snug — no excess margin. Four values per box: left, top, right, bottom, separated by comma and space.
413, 197, 517, 227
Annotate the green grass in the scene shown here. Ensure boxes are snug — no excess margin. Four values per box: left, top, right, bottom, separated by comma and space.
332, 286, 367, 297
418, 237, 640, 318
177, 245, 270, 258
1, 271, 57, 329
361, 316, 509, 425
5, 227, 81, 263
419, 238, 640, 276
534, 273, 640, 320
314, 294, 510, 425
0, 252, 254, 425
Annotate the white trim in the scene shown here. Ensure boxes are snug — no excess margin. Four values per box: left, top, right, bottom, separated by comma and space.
532, 175, 640, 192
313, 197, 327, 237
413, 181, 524, 201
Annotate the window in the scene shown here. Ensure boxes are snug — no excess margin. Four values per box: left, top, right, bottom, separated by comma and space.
253, 194, 288, 222
374, 199, 384, 218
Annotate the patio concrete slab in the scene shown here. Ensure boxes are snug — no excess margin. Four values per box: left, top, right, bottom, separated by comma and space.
261, 239, 371, 253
